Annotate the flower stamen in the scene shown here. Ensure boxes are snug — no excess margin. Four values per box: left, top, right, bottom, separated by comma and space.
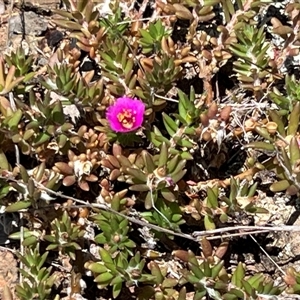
117, 109, 137, 129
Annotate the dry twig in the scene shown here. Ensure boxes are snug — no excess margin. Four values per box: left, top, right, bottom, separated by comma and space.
1, 175, 300, 244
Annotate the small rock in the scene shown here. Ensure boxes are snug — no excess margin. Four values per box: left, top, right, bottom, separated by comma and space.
0, 0, 5, 15
9, 11, 48, 36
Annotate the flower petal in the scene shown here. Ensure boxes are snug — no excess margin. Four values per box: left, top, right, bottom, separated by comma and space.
106, 97, 145, 132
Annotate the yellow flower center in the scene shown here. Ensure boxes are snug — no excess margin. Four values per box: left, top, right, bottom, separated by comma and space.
117, 109, 136, 129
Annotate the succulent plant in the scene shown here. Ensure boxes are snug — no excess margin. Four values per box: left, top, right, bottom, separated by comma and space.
44, 211, 85, 260
140, 261, 182, 300
0, 56, 26, 95
245, 100, 300, 196
15, 245, 57, 300
285, 267, 300, 294
230, 23, 272, 93
139, 19, 172, 54
85, 248, 153, 299
53, 0, 105, 58
93, 211, 136, 257
53, 149, 101, 191
1, 0, 300, 298
43, 61, 105, 109
179, 246, 283, 300
270, 74, 300, 113
99, 39, 136, 97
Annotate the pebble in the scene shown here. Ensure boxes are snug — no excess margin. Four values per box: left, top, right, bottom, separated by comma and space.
0, 0, 5, 15
9, 11, 48, 36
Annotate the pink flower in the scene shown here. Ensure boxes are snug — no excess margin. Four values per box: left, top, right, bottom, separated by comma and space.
106, 97, 145, 132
